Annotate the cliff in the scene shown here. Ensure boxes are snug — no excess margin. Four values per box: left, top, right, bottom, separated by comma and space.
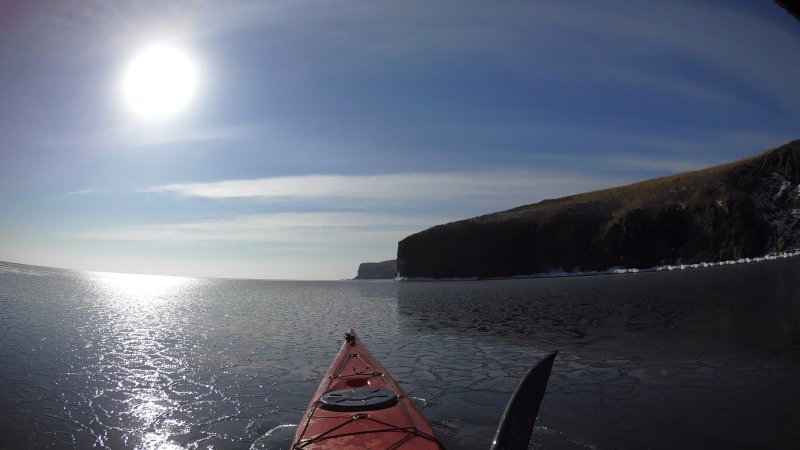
354, 260, 397, 280
397, 140, 800, 279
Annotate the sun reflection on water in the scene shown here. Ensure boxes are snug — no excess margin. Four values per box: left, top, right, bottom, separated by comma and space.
85, 271, 197, 448
90, 271, 193, 302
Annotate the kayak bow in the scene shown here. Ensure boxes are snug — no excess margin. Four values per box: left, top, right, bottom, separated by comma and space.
291, 328, 445, 449
292, 329, 557, 450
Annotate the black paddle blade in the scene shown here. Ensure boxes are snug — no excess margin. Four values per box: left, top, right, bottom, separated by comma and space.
489, 350, 558, 450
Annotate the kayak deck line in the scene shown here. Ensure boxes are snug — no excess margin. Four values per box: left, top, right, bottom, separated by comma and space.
291, 328, 446, 449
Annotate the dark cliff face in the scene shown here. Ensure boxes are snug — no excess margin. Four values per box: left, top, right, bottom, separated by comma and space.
354, 260, 397, 280
397, 140, 800, 279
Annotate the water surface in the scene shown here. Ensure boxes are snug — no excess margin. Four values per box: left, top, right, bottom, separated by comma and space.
0, 259, 798, 449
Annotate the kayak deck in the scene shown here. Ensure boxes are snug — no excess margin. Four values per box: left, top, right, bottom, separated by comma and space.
292, 328, 444, 449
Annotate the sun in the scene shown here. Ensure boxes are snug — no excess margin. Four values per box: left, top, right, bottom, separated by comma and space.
122, 44, 198, 120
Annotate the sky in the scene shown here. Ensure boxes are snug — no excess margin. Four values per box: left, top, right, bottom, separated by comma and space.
0, 1, 798, 280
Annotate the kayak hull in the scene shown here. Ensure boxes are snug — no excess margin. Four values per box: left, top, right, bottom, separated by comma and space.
291, 329, 443, 449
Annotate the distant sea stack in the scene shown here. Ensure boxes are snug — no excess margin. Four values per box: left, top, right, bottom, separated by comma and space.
397, 140, 800, 279
354, 260, 397, 280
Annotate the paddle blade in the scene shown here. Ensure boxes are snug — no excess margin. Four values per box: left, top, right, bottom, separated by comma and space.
489, 350, 558, 450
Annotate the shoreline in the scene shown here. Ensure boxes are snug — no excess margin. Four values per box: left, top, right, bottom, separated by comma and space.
395, 249, 800, 282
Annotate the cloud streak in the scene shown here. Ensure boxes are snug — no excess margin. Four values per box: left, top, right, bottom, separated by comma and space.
67, 188, 98, 196
43, 123, 259, 152
66, 212, 447, 244
144, 170, 631, 206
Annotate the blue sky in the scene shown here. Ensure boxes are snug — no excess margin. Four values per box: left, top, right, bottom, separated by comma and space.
1, 1, 798, 280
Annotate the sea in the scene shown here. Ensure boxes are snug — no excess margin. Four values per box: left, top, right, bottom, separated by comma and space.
0, 258, 798, 450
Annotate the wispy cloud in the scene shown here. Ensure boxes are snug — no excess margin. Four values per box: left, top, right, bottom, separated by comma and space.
43, 123, 259, 151
119, 123, 259, 148
30, 1, 295, 59
499, 124, 796, 174
144, 170, 631, 206
537, 153, 710, 175
65, 212, 448, 244
535, 1, 800, 116
67, 188, 98, 196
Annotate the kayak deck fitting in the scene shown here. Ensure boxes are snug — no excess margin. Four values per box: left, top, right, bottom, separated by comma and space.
292, 328, 557, 450
291, 328, 445, 449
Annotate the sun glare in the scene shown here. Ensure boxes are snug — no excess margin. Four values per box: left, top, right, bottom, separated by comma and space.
122, 44, 198, 120
91, 271, 190, 302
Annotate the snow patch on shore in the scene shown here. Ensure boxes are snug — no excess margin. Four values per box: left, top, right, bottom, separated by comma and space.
396, 250, 800, 282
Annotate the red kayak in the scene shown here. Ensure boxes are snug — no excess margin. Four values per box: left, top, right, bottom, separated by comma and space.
291, 328, 445, 449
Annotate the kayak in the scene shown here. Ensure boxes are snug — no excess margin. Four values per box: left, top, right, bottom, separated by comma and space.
291, 328, 445, 449
291, 328, 557, 450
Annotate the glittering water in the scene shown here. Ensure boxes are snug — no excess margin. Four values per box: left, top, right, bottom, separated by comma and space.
0, 259, 798, 449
